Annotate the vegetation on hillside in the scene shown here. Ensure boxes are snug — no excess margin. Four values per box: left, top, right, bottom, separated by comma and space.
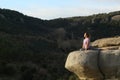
0, 8, 120, 80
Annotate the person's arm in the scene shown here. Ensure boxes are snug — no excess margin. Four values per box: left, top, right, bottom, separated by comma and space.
85, 42, 89, 50
82, 40, 84, 48
82, 44, 84, 48
85, 39, 90, 50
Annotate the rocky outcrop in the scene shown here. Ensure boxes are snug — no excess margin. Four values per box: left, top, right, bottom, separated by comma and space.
65, 37, 120, 80
65, 50, 120, 80
112, 15, 120, 21
91, 36, 120, 50
91, 36, 120, 48
65, 50, 103, 80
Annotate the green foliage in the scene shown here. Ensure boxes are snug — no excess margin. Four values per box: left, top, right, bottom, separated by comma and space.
68, 74, 79, 80
0, 62, 17, 76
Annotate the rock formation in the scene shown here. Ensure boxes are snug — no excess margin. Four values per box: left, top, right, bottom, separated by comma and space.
112, 15, 120, 21
91, 36, 120, 49
65, 37, 120, 80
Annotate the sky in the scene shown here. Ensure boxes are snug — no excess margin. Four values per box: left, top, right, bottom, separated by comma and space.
0, 0, 120, 20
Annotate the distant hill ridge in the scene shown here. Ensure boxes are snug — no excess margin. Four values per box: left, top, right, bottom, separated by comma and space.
0, 8, 120, 48
0, 8, 120, 37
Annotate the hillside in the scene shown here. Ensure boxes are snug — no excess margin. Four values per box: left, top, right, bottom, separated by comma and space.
0, 8, 120, 80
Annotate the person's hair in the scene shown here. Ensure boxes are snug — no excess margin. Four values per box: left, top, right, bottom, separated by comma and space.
85, 32, 90, 38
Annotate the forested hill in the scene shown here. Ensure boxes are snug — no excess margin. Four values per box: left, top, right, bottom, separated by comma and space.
0, 8, 49, 35
0, 8, 120, 80
0, 8, 120, 40
48, 11, 120, 40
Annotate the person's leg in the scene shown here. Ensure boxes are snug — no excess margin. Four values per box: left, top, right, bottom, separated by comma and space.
80, 48, 85, 51
88, 46, 96, 50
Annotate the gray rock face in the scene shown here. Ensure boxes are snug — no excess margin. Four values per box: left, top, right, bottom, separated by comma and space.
65, 50, 120, 80
100, 50, 120, 79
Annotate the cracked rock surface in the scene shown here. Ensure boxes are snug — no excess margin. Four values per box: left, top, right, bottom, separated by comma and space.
65, 50, 120, 80
65, 37, 120, 80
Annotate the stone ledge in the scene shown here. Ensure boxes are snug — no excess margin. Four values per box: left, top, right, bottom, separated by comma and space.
65, 50, 120, 80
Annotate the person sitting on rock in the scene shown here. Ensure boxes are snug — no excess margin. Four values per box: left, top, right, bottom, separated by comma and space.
81, 32, 90, 50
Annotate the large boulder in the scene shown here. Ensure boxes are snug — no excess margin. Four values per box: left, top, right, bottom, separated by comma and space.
65, 50, 120, 80
112, 15, 120, 21
91, 36, 120, 48
100, 50, 120, 79
65, 37, 120, 80
65, 50, 103, 80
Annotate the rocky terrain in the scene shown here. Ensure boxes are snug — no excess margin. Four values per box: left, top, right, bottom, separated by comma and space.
65, 37, 120, 80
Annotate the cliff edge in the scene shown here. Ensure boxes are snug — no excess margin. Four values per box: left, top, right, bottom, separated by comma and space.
65, 37, 120, 80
